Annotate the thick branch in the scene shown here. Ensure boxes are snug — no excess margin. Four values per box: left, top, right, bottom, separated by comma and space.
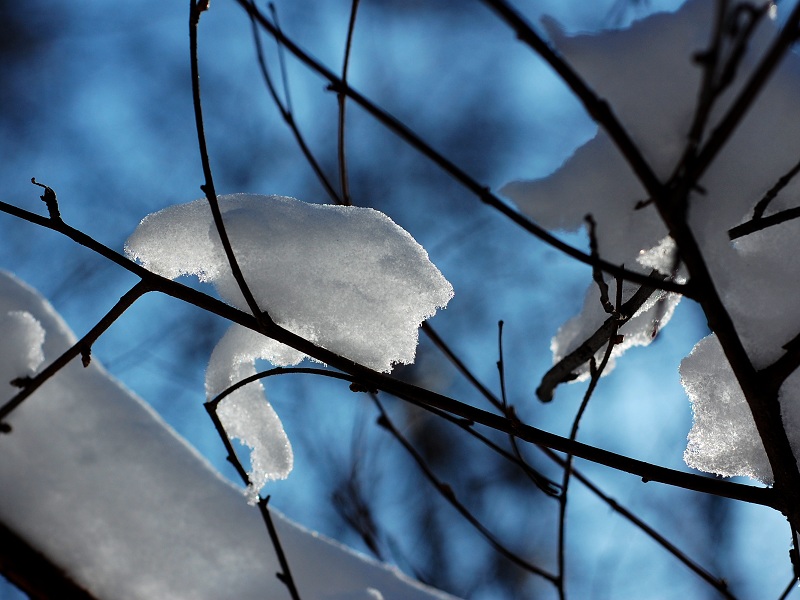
0, 202, 777, 507
480, 0, 662, 199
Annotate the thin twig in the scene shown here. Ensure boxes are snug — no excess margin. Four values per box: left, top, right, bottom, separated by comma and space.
496, 321, 561, 496
234, 0, 691, 298
557, 276, 622, 599
777, 576, 796, 600
190, 0, 270, 325
729, 205, 800, 239
337, 0, 360, 206
203, 387, 302, 599
261, 496, 302, 600
0, 199, 777, 506
585, 214, 614, 314
249, 3, 342, 206
0, 280, 150, 429
544, 446, 737, 600
537, 271, 665, 402
205, 361, 734, 596
423, 296, 736, 596
372, 395, 559, 584
753, 156, 800, 220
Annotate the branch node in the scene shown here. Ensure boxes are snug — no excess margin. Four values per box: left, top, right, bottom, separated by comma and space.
31, 178, 62, 222
349, 381, 377, 394
10, 376, 33, 389
80, 347, 92, 368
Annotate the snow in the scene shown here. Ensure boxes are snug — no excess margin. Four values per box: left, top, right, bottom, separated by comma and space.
0, 270, 455, 599
502, 0, 800, 481
680, 334, 772, 482
0, 311, 45, 378
126, 193, 453, 496
207, 324, 295, 503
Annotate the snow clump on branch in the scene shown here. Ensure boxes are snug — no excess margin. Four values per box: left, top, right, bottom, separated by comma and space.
125, 194, 453, 501
502, 0, 800, 483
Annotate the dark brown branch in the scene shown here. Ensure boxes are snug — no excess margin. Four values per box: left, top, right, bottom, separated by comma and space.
480, 0, 662, 198
777, 576, 796, 600
729, 205, 800, 239
557, 279, 622, 598
372, 396, 559, 584
0, 280, 150, 428
260, 496, 302, 600
204, 386, 302, 600
422, 293, 737, 597
496, 321, 561, 496
585, 214, 614, 314
544, 445, 738, 600
190, 0, 270, 325
753, 156, 800, 220
537, 271, 666, 402
761, 330, 800, 391
337, 0, 360, 206
234, 0, 691, 298
0, 200, 776, 507
0, 519, 97, 600
655, 151, 800, 529
248, 6, 342, 207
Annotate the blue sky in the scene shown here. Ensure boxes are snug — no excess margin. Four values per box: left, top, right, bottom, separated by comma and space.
1, 1, 795, 598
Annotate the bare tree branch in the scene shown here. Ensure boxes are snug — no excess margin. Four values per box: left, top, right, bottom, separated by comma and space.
537, 271, 666, 402
234, 0, 692, 298
0, 280, 150, 428
0, 197, 777, 509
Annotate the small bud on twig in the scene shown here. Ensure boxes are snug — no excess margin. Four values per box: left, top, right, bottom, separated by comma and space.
31, 178, 62, 222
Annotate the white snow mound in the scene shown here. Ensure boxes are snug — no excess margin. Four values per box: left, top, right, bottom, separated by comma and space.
502, 0, 800, 481
126, 194, 453, 495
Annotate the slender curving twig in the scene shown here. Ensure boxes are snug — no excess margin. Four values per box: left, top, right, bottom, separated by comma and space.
557, 276, 622, 599
190, 0, 270, 326
248, 4, 342, 206
0, 280, 151, 429
372, 395, 559, 584
0, 198, 777, 507
337, 0, 360, 206
204, 380, 302, 600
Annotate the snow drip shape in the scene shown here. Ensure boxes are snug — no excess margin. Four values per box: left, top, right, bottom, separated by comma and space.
125, 194, 454, 500
501, 0, 800, 481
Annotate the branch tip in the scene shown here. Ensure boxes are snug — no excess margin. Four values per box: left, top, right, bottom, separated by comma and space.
31, 178, 62, 221
80, 348, 91, 368
10, 376, 32, 389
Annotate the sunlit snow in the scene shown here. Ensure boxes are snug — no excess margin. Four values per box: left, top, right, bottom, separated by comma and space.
126, 194, 453, 495
502, 0, 800, 481
0, 270, 455, 599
